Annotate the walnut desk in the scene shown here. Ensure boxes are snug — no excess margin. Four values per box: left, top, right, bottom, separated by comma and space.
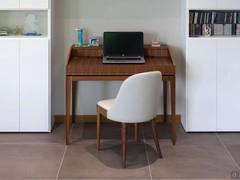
65, 45, 176, 145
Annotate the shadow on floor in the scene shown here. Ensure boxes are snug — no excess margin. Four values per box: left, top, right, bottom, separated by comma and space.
86, 141, 159, 169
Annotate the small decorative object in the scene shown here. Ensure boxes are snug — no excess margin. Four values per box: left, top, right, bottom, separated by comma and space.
23, 14, 41, 36
151, 40, 161, 47
202, 24, 212, 36
15, 25, 22, 35
88, 36, 100, 47
0, 28, 8, 36
75, 28, 84, 47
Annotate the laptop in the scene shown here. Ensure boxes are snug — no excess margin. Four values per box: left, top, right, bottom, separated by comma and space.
103, 32, 145, 64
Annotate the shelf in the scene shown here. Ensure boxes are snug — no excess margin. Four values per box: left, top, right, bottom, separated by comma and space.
188, 35, 240, 39
0, 10, 48, 37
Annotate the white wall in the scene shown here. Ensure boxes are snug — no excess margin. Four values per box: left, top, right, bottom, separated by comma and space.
54, 0, 186, 117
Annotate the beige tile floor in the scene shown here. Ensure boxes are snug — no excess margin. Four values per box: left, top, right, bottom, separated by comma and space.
0, 122, 239, 180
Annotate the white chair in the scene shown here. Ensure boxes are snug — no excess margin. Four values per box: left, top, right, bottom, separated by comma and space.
96, 71, 163, 168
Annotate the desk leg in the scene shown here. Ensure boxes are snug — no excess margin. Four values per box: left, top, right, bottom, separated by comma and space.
163, 80, 168, 123
170, 76, 176, 146
72, 81, 78, 123
66, 76, 72, 145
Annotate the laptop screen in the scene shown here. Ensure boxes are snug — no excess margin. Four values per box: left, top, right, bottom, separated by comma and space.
103, 32, 144, 57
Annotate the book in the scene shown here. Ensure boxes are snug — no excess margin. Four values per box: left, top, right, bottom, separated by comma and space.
215, 12, 225, 24
214, 24, 224, 35
237, 24, 240, 35
238, 12, 240, 24
194, 12, 198, 24
224, 24, 232, 35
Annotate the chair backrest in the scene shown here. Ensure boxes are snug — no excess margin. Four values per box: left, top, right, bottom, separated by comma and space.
107, 71, 162, 123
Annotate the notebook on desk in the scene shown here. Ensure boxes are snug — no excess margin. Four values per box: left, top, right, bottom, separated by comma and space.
103, 32, 145, 64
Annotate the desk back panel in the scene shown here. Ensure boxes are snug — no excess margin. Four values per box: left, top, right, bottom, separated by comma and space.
66, 45, 175, 76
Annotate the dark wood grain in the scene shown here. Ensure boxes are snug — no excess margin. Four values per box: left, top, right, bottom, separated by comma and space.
150, 119, 163, 158
66, 45, 176, 76
121, 123, 127, 168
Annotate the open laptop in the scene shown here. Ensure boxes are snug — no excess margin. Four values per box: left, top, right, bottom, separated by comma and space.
103, 32, 145, 64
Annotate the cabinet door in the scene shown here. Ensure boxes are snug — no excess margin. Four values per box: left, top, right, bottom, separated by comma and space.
187, 39, 217, 131
0, 39, 19, 132
217, 0, 240, 9
0, 0, 19, 9
188, 0, 217, 9
20, 0, 49, 9
19, 39, 49, 132
217, 39, 240, 131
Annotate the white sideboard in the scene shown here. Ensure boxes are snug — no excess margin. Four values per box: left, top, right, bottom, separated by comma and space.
0, 0, 53, 132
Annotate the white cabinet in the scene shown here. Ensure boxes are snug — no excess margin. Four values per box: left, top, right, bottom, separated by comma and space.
0, 0, 49, 9
19, 39, 49, 132
187, 39, 217, 131
188, 0, 217, 9
20, 0, 49, 9
0, 0, 53, 132
183, 0, 240, 132
0, 39, 20, 131
217, 0, 240, 9
0, 0, 19, 9
217, 39, 240, 131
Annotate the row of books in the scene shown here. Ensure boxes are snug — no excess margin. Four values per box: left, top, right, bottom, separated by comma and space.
189, 11, 240, 25
189, 24, 240, 37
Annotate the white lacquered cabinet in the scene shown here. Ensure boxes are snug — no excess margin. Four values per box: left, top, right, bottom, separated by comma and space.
217, 0, 240, 9
20, 0, 49, 9
0, 0, 53, 132
19, 39, 50, 132
217, 39, 240, 131
186, 39, 217, 131
182, 0, 240, 132
0, 39, 20, 131
188, 0, 217, 9
0, 0, 19, 9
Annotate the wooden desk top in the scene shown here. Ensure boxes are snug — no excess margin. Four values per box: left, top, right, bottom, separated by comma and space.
66, 45, 176, 76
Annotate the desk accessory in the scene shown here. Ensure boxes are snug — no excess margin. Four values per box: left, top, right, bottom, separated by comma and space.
152, 40, 161, 47
23, 14, 41, 36
88, 36, 100, 47
0, 28, 8, 36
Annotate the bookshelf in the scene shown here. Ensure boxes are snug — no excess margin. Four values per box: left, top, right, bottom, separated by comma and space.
181, 0, 240, 132
189, 10, 240, 37
0, 0, 54, 132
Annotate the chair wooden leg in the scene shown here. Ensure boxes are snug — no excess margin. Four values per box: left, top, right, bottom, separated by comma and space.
97, 112, 101, 151
134, 123, 139, 143
121, 123, 128, 168
150, 119, 163, 158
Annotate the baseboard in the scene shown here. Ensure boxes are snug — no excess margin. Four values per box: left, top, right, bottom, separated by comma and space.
55, 114, 181, 124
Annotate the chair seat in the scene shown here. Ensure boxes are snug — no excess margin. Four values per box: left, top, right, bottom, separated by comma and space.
97, 98, 115, 111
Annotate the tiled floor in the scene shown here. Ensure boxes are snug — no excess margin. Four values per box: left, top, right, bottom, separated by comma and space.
0, 122, 239, 180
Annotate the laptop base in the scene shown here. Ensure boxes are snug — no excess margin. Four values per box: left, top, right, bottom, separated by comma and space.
102, 57, 145, 64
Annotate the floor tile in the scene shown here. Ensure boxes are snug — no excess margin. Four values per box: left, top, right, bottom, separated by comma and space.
143, 123, 221, 147
147, 142, 238, 179
218, 133, 240, 145
59, 142, 152, 179
0, 144, 65, 179
227, 144, 240, 167
60, 179, 150, 180
0, 123, 65, 144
